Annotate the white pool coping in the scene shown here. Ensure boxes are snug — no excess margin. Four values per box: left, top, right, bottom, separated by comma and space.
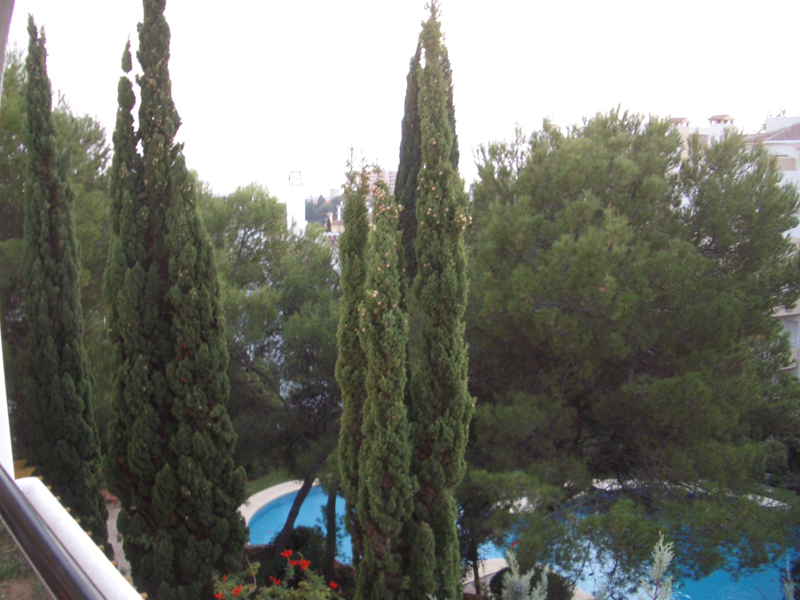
238, 479, 318, 524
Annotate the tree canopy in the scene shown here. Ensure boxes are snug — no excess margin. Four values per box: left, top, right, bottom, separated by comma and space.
22, 17, 109, 554
466, 110, 800, 595
0, 49, 114, 460
103, 3, 245, 596
404, 4, 472, 598
356, 180, 415, 599
200, 182, 342, 559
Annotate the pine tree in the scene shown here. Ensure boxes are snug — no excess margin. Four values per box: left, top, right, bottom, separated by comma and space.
395, 28, 459, 283
22, 16, 109, 555
407, 3, 473, 598
356, 179, 416, 600
103, 2, 246, 598
336, 157, 370, 569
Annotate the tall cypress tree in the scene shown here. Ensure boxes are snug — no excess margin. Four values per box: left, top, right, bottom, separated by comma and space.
336, 158, 370, 569
103, 2, 246, 598
407, 3, 473, 598
356, 180, 416, 600
22, 16, 109, 554
395, 30, 459, 283
395, 44, 422, 283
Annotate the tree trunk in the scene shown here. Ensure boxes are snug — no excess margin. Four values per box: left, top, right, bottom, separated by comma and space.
323, 485, 337, 580
469, 543, 482, 596
272, 473, 315, 560
472, 559, 482, 596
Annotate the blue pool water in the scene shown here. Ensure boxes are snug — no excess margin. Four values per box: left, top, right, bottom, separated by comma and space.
248, 487, 789, 599
249, 486, 350, 560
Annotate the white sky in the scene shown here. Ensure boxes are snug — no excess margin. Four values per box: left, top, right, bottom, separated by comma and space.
6, 0, 800, 205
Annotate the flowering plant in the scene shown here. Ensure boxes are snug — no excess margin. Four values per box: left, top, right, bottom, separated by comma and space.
213, 550, 340, 599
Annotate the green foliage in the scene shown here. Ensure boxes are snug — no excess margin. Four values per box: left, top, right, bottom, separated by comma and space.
395, 27, 459, 283
200, 184, 287, 476
22, 17, 109, 554
273, 229, 341, 480
305, 196, 343, 226
102, 4, 245, 597
52, 97, 115, 448
489, 565, 573, 600
0, 48, 113, 461
0, 48, 31, 456
499, 551, 547, 600
246, 527, 357, 599
336, 5, 470, 594
468, 110, 800, 594
214, 547, 341, 600
245, 470, 292, 499
355, 180, 416, 599
457, 469, 532, 593
335, 156, 370, 568
0, 48, 25, 243
406, 4, 473, 598
199, 183, 341, 558
395, 43, 422, 282
0, 522, 32, 581
248, 527, 328, 587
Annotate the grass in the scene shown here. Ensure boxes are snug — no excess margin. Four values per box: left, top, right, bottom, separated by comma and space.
0, 522, 50, 599
244, 469, 291, 499
0, 523, 30, 581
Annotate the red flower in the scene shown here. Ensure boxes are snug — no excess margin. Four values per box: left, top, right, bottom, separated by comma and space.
510, 540, 518, 549
222, 575, 227, 582
270, 576, 281, 586
288, 559, 298, 567
330, 581, 338, 589
214, 594, 223, 599
280, 549, 293, 559
232, 585, 243, 598
299, 559, 310, 571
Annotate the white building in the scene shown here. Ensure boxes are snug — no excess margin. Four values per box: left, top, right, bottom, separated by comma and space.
745, 116, 800, 193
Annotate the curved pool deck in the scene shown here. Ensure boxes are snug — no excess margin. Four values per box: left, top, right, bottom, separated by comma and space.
237, 482, 594, 600
238, 479, 309, 524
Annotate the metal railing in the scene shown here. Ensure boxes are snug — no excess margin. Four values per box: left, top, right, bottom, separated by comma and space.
0, 465, 106, 600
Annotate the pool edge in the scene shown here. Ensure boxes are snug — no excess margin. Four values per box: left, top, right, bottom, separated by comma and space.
238, 480, 319, 524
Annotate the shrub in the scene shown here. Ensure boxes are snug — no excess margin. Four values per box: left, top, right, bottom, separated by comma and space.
488, 561, 572, 600
247, 527, 327, 588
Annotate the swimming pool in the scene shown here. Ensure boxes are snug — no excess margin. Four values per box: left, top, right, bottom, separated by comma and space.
247, 486, 790, 599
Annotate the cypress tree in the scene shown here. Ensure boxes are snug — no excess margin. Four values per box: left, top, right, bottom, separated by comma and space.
336, 158, 370, 568
356, 180, 415, 600
103, 2, 246, 598
22, 16, 109, 554
395, 29, 459, 283
395, 44, 422, 282
407, 3, 473, 598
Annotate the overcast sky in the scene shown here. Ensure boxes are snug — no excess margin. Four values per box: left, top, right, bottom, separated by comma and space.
5, 0, 800, 207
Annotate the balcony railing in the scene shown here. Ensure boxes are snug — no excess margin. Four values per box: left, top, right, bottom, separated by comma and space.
0, 465, 141, 600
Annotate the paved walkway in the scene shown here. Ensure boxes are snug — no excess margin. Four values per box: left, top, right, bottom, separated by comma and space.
107, 503, 129, 576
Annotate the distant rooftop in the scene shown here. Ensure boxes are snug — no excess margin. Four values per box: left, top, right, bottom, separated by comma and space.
709, 114, 735, 124
745, 122, 800, 144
